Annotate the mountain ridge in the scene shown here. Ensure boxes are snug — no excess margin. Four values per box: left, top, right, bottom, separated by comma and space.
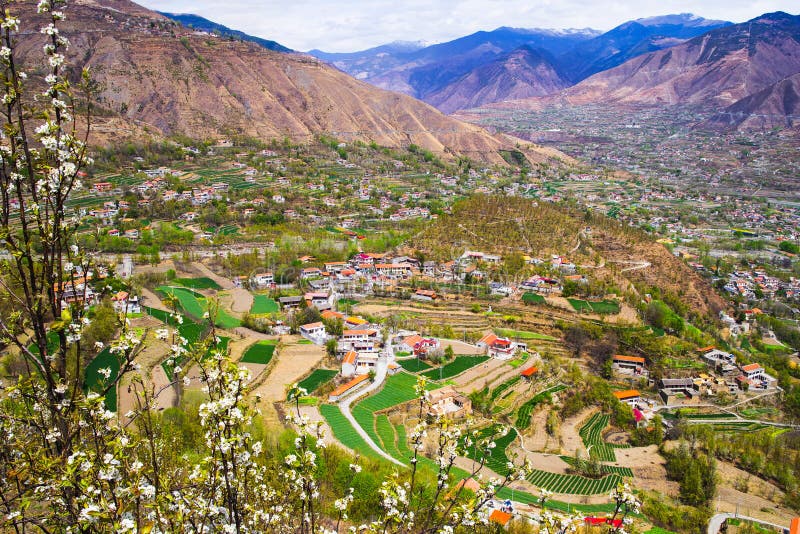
9, 0, 558, 164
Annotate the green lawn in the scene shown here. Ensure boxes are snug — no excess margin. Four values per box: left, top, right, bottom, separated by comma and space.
396, 358, 433, 373
84, 348, 120, 411
250, 295, 279, 314
297, 369, 338, 395
422, 356, 489, 381
240, 340, 277, 365
173, 277, 222, 290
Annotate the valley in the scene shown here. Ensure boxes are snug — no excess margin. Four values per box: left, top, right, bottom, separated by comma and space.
1, 1, 799, 533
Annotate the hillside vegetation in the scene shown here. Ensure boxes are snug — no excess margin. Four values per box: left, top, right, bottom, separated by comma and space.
414, 195, 724, 317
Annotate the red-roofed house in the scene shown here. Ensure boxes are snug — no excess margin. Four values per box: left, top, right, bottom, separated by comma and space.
612, 354, 646, 376
477, 333, 517, 359
520, 366, 538, 379
489, 509, 513, 527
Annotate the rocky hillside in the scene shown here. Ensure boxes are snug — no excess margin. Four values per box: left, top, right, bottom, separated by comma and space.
703, 73, 800, 130
426, 45, 571, 113
12, 0, 550, 164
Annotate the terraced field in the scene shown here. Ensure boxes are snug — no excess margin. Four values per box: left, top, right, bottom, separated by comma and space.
491, 376, 521, 400
522, 292, 546, 305
526, 469, 622, 495
396, 358, 432, 373
516, 384, 567, 429
174, 277, 222, 290
462, 425, 519, 476
157, 286, 241, 329
422, 355, 489, 381
559, 456, 634, 478
319, 405, 383, 461
297, 369, 338, 394
251, 295, 280, 314
579, 413, 629, 462
567, 299, 620, 315
240, 340, 277, 365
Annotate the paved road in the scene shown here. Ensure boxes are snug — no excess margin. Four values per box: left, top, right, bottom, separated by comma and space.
708, 513, 789, 534
338, 347, 406, 467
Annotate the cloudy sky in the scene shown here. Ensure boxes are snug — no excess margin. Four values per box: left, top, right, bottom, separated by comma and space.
138, 0, 798, 52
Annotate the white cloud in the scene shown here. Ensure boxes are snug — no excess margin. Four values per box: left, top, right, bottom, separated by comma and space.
139, 0, 799, 52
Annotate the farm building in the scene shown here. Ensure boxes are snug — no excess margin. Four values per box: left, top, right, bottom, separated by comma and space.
659, 378, 699, 405
612, 389, 641, 405
477, 333, 517, 360
520, 366, 538, 380
612, 355, 646, 376
299, 322, 327, 344
328, 374, 370, 402
426, 386, 471, 418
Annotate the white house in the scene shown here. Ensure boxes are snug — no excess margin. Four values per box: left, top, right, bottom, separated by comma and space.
250, 272, 274, 288
477, 333, 517, 359
299, 322, 327, 344
341, 350, 357, 377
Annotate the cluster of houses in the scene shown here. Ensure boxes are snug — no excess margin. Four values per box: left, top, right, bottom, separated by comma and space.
723, 268, 800, 305
609, 345, 777, 412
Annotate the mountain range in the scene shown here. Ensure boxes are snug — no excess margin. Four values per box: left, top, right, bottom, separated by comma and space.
308, 14, 731, 112
462, 12, 800, 131
10, 0, 557, 165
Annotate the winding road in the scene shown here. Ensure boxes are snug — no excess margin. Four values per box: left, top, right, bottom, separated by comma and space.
338, 346, 406, 467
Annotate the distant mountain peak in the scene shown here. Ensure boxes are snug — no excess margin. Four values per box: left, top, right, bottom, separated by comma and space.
634, 13, 729, 28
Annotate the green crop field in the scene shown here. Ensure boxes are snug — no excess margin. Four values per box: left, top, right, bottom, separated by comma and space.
422, 355, 489, 381
297, 369, 338, 394
240, 340, 277, 364
462, 425, 518, 476
319, 405, 382, 460
559, 456, 633, 478
250, 295, 280, 314
491, 376, 520, 400
173, 277, 222, 290
579, 413, 629, 462
522, 292, 546, 305
354, 372, 438, 413
587, 300, 621, 314
396, 358, 432, 373
84, 348, 120, 411
568, 299, 620, 314
516, 384, 567, 429
496, 328, 558, 341
568, 298, 593, 313
375, 415, 403, 459
526, 469, 622, 495
157, 286, 241, 329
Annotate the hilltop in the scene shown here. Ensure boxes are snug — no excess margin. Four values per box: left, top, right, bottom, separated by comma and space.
413, 196, 725, 318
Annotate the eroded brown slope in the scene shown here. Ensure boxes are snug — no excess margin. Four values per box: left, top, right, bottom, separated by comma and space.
13, 0, 555, 164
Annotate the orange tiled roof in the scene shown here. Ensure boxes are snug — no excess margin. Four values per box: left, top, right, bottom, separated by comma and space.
329, 374, 369, 397
613, 389, 640, 400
